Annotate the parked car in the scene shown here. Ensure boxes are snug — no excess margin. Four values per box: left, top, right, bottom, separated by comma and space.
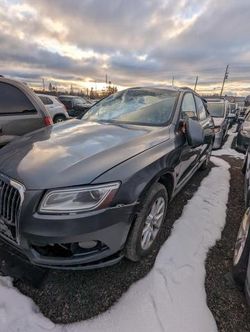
0, 87, 214, 270
206, 99, 230, 149
58, 95, 94, 118
228, 103, 237, 127
245, 95, 250, 107
0, 77, 53, 147
233, 149, 250, 305
37, 94, 70, 123
236, 112, 250, 152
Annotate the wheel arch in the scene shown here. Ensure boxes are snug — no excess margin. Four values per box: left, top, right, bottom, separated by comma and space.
136, 170, 175, 209
53, 113, 67, 122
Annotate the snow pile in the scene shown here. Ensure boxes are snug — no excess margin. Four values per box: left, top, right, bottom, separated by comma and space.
0, 157, 230, 332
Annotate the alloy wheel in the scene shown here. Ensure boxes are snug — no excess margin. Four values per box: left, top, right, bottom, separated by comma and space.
234, 208, 250, 265
141, 196, 166, 250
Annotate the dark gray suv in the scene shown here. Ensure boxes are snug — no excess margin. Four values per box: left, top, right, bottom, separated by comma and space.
0, 87, 214, 270
0, 77, 53, 146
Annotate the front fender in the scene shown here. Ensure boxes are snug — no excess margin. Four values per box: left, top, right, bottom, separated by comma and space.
92, 138, 179, 205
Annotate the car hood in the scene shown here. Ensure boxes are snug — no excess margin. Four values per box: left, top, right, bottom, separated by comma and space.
213, 117, 225, 127
0, 120, 170, 189
242, 121, 250, 132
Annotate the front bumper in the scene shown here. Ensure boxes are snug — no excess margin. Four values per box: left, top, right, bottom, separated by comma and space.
0, 192, 137, 270
236, 133, 250, 153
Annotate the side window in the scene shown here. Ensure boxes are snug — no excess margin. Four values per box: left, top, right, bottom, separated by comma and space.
0, 82, 36, 114
63, 100, 73, 109
195, 96, 207, 121
181, 93, 197, 119
39, 96, 53, 105
74, 98, 85, 106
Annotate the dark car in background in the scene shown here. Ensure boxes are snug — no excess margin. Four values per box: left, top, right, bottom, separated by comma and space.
0, 77, 53, 147
58, 95, 94, 118
233, 149, 250, 305
245, 95, 250, 107
228, 102, 237, 127
0, 87, 214, 270
236, 112, 250, 152
206, 99, 229, 149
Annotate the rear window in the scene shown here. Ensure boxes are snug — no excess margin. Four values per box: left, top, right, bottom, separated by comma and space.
39, 95, 53, 105
195, 96, 207, 121
207, 102, 225, 118
0, 82, 36, 114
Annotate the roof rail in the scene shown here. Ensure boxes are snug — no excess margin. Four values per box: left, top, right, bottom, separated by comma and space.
180, 86, 193, 91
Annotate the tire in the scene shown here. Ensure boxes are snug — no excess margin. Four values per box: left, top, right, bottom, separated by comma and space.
242, 153, 248, 175
53, 115, 66, 123
200, 145, 212, 170
125, 182, 168, 262
232, 208, 250, 286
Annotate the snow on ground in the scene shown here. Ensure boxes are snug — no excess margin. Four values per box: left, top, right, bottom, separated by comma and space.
0, 157, 230, 332
212, 127, 244, 159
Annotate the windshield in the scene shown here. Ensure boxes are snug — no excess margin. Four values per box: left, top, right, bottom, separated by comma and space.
83, 88, 178, 126
207, 103, 225, 118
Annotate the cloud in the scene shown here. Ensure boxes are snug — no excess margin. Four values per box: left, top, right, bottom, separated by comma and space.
0, 0, 250, 94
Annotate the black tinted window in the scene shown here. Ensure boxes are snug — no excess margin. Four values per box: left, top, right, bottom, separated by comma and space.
181, 93, 197, 119
74, 98, 86, 105
61, 100, 73, 108
0, 82, 36, 114
39, 96, 53, 105
195, 96, 207, 121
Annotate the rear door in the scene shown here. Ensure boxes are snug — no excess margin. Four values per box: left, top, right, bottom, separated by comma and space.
194, 95, 214, 157
0, 82, 44, 145
176, 92, 202, 186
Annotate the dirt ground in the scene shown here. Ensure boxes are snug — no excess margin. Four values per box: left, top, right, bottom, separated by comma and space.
205, 156, 250, 332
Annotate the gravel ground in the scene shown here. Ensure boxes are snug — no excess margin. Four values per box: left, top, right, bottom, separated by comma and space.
205, 155, 250, 332
14, 165, 212, 324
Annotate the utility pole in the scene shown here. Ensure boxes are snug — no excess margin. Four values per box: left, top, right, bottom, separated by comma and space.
220, 65, 229, 98
42, 78, 45, 91
194, 76, 198, 91
172, 76, 174, 87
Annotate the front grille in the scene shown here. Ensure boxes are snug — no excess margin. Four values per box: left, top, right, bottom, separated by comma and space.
0, 177, 23, 243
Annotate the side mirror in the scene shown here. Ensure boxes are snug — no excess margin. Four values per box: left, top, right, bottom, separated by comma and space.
185, 118, 204, 147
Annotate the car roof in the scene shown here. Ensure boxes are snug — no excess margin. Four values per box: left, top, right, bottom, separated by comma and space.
59, 95, 82, 99
128, 86, 193, 93
206, 99, 226, 103
37, 93, 57, 99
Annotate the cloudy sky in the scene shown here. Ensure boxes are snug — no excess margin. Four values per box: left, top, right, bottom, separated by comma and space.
1, 0, 250, 95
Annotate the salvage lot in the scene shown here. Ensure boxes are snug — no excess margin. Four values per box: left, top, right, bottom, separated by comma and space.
0, 129, 249, 331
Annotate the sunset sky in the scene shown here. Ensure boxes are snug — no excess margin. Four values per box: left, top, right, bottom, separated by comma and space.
1, 0, 250, 95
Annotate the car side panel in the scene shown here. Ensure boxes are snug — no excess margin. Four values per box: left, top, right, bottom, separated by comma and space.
245, 254, 250, 305
0, 79, 50, 145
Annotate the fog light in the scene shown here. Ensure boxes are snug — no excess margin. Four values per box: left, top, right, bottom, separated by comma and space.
78, 241, 97, 249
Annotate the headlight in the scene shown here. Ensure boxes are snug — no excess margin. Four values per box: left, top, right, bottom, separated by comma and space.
241, 130, 250, 138
214, 126, 221, 133
39, 182, 120, 213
